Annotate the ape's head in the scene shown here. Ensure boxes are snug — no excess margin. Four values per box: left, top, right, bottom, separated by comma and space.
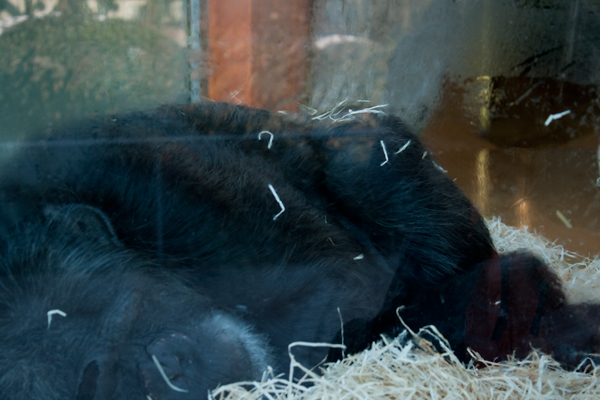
0, 205, 269, 400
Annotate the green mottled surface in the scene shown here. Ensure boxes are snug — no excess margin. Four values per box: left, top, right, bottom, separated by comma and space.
0, 15, 187, 139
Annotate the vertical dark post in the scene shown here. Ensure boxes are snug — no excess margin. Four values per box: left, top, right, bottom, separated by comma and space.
188, 0, 203, 102
25, 0, 34, 17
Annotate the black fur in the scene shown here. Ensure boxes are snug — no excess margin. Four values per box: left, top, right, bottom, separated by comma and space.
0, 103, 596, 400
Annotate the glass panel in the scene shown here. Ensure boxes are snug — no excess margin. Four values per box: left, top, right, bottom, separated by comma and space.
1, 1, 600, 397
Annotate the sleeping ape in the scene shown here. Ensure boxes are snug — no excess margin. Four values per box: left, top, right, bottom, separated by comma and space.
0, 102, 598, 399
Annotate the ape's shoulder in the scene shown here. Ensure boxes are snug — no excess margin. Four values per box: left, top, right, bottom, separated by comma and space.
38, 102, 312, 142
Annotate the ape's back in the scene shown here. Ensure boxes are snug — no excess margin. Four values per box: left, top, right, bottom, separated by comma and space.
0, 102, 494, 282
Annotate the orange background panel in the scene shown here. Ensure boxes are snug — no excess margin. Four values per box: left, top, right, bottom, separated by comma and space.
207, 0, 313, 111
207, 0, 253, 105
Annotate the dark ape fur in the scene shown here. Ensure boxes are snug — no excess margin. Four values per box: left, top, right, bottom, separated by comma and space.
0, 102, 596, 400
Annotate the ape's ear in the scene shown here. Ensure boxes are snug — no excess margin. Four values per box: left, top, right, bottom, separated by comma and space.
43, 204, 120, 246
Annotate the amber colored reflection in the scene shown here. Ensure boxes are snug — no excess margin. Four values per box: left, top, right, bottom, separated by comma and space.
514, 198, 532, 230
476, 149, 490, 216
474, 144, 533, 229
422, 82, 600, 257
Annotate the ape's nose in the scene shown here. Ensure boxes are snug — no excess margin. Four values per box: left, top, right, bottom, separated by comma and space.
76, 361, 99, 400
139, 333, 197, 400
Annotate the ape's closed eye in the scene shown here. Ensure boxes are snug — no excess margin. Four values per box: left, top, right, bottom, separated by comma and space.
76, 359, 119, 400
76, 361, 99, 400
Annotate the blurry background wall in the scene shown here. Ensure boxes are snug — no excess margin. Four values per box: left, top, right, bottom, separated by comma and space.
1, 0, 599, 256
